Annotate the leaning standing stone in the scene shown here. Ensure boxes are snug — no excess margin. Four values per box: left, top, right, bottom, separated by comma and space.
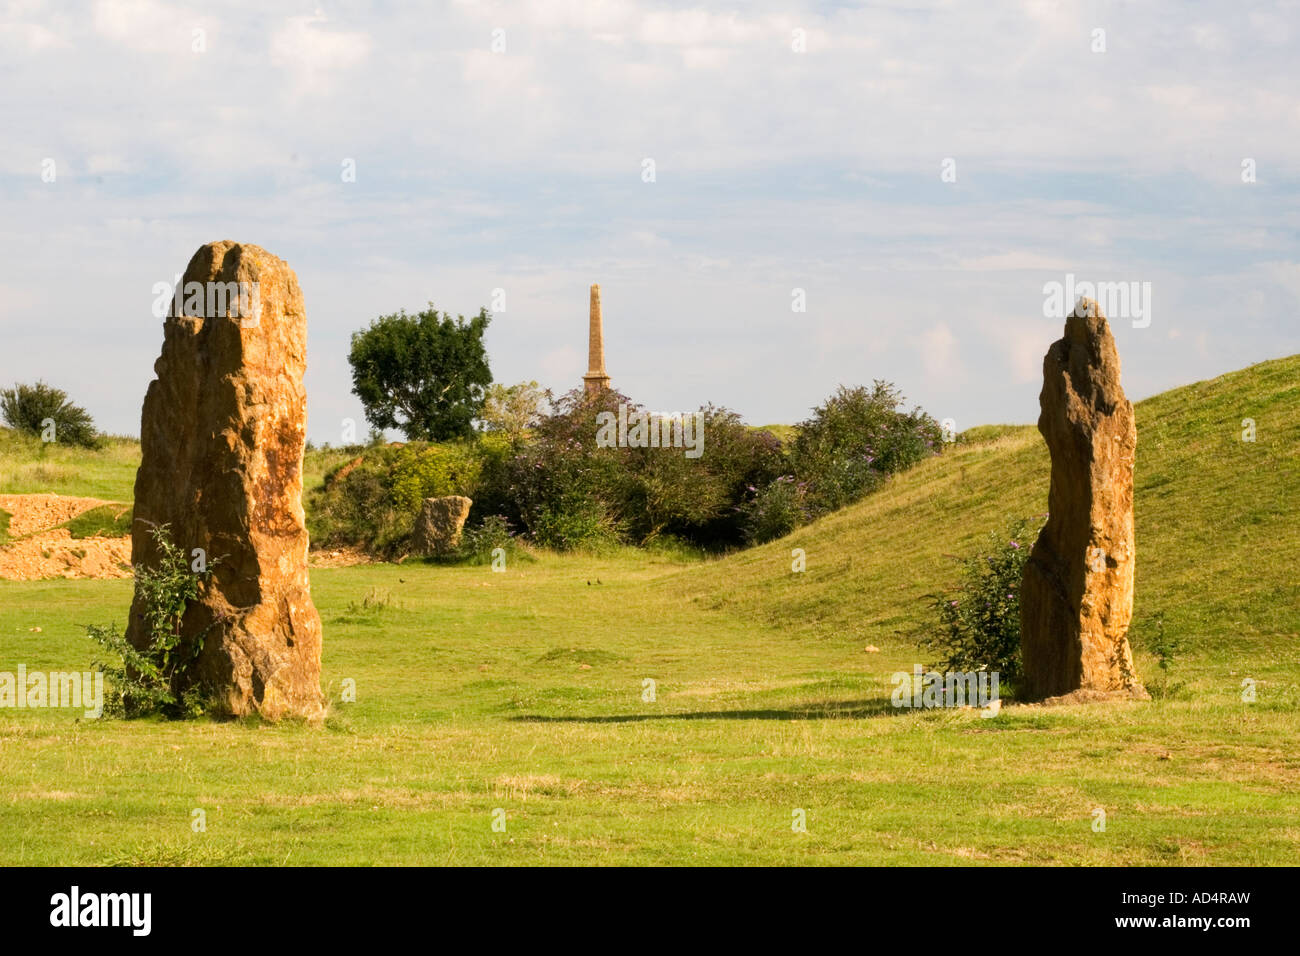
1020, 299, 1145, 702
126, 241, 325, 721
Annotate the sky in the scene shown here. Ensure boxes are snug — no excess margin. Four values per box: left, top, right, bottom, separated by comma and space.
2, 0, 1298, 444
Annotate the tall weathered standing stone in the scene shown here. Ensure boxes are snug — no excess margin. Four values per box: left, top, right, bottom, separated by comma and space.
127, 241, 324, 721
1020, 300, 1145, 701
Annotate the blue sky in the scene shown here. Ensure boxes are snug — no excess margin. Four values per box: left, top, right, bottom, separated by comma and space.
2, 0, 1297, 443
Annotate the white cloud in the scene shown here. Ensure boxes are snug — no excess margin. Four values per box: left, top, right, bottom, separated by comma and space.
0, 0, 1297, 439
0, 20, 68, 53
269, 13, 372, 96
921, 323, 960, 381
956, 252, 1075, 273
1260, 261, 1300, 305
91, 0, 195, 52
639, 10, 759, 46
539, 345, 582, 386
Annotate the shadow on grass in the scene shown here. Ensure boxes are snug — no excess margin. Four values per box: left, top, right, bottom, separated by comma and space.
510, 698, 906, 722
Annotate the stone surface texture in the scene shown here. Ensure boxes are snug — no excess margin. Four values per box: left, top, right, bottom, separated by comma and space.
126, 240, 324, 721
1020, 300, 1145, 701
413, 495, 473, 556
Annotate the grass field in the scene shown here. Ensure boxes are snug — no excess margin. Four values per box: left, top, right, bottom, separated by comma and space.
0, 428, 361, 505
1, 357, 1297, 865
0, 430, 139, 502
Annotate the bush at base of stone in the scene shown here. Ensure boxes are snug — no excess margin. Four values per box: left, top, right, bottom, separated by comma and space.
86, 524, 216, 719
922, 516, 1043, 691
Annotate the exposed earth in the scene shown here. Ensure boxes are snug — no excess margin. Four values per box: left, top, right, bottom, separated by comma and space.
0, 492, 372, 580
0, 493, 131, 581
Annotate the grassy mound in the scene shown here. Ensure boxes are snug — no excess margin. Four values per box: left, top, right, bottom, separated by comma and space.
63, 504, 133, 539
679, 355, 1300, 671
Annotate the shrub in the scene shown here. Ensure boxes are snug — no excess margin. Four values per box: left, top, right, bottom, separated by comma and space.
480, 381, 549, 444
666, 408, 786, 548
457, 514, 516, 564
743, 475, 809, 544
0, 381, 100, 448
307, 438, 507, 557
791, 381, 941, 516
1134, 611, 1184, 699
479, 389, 786, 551
347, 588, 393, 615
532, 495, 621, 551
922, 517, 1043, 690
307, 462, 411, 557
388, 440, 488, 511
86, 524, 217, 718
482, 388, 633, 549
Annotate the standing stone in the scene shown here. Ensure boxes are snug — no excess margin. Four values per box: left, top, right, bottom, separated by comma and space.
413, 495, 473, 556
127, 241, 324, 721
1020, 300, 1145, 701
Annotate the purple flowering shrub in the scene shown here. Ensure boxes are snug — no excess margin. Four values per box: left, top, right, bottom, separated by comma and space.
475, 389, 785, 550
922, 516, 1045, 689
789, 381, 943, 517
742, 475, 809, 544
479, 388, 631, 549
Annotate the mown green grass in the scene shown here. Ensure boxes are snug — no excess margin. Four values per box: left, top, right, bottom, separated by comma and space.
0, 357, 1297, 865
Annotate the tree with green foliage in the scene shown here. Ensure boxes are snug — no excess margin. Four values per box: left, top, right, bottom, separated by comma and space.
348, 305, 493, 441
480, 381, 549, 444
0, 380, 100, 448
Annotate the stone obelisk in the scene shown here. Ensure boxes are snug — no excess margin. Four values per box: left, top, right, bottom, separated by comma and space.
582, 283, 611, 395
